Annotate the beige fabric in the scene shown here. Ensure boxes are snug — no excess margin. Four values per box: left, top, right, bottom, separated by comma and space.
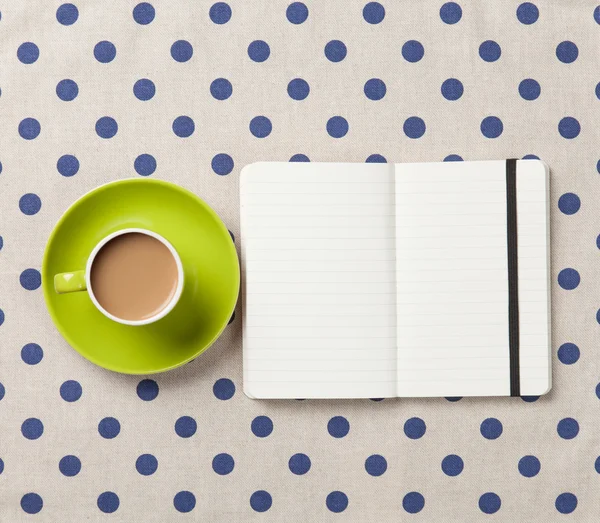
1, 0, 600, 521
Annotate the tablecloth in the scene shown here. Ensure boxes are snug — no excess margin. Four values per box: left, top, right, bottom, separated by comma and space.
1, 1, 600, 521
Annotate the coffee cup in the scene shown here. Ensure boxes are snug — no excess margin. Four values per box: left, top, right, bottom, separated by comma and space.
54, 228, 184, 326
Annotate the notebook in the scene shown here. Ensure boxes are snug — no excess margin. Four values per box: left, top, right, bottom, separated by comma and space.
240, 160, 551, 399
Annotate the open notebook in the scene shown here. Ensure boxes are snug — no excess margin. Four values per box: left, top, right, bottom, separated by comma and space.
240, 160, 551, 399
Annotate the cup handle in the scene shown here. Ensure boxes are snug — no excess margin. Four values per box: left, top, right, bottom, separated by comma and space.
54, 270, 87, 294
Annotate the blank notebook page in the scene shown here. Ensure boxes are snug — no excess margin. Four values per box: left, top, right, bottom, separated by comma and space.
241, 162, 397, 399
394, 160, 550, 397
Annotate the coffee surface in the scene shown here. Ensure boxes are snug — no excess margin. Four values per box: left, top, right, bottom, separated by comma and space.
90, 232, 178, 321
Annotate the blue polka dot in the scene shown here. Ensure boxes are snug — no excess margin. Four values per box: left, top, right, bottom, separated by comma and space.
522, 395, 539, 402
479, 493, 501, 514
59, 455, 81, 476
0, 310, 4, 327
251, 415, 273, 437
445, 396, 463, 401
556, 493, 577, 514
17, 42, 39, 64
0, 382, 4, 400
0, 458, 3, 474
133, 79, 155, 101
56, 4, 78, 25
21, 418, 44, 439
97, 492, 119, 513
328, 416, 350, 438
175, 415, 197, 438
366, 154, 387, 163
289, 453, 311, 475
402, 40, 424, 62
60, 380, 82, 402
556, 41, 578, 63
94, 41, 116, 63
288, 78, 310, 100
327, 116, 349, 138
363, 2, 385, 24
403, 492, 425, 513
597, 382, 600, 399
0, 161, 2, 174
136, 453, 158, 475
441, 78, 463, 100
174, 491, 196, 512
518, 455, 540, 477
558, 343, 580, 365
326, 491, 348, 513
444, 155, 463, 162
0, 236, 3, 250
480, 116, 503, 138
596, 308, 600, 325
98, 417, 120, 439
249, 116, 272, 138
250, 490, 272, 512
290, 154, 310, 162
287, 2, 308, 24
558, 268, 580, 290
480, 418, 502, 439
57, 155, 79, 177
403, 116, 426, 138
518, 78, 540, 100
404, 417, 426, 439
517, 2, 539, 24
134, 154, 156, 176
56, 79, 78, 101
479, 40, 501, 62
523, 154, 540, 160
95, 116, 118, 138
170, 40, 193, 62
365, 454, 387, 476
440, 2, 462, 24
137, 379, 159, 401
19, 118, 41, 140
133, 3, 155, 24
596, 82, 600, 100
21, 343, 43, 365
558, 117, 580, 139
172, 116, 195, 137
441, 454, 464, 476
557, 417, 579, 439
595, 456, 600, 473
558, 193, 580, 214
364, 78, 386, 100
19, 193, 42, 215
248, 40, 270, 62
209, 2, 231, 24
20, 268, 41, 290
595, 6, 600, 24
324, 40, 347, 62
210, 78, 232, 100
21, 493, 43, 514
211, 153, 234, 175
213, 378, 235, 400
212, 453, 234, 475
597, 234, 600, 249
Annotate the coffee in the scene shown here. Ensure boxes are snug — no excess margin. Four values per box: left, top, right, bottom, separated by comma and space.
90, 232, 179, 321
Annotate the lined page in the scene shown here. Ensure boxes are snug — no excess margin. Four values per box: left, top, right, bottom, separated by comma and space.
241, 162, 397, 399
394, 160, 550, 397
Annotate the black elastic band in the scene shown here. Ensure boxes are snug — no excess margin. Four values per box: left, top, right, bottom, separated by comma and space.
506, 159, 520, 396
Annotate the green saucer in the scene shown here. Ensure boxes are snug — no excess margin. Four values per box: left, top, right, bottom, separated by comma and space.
42, 179, 239, 374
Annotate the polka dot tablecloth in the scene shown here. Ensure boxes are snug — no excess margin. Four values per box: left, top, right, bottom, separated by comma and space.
1, 1, 600, 521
